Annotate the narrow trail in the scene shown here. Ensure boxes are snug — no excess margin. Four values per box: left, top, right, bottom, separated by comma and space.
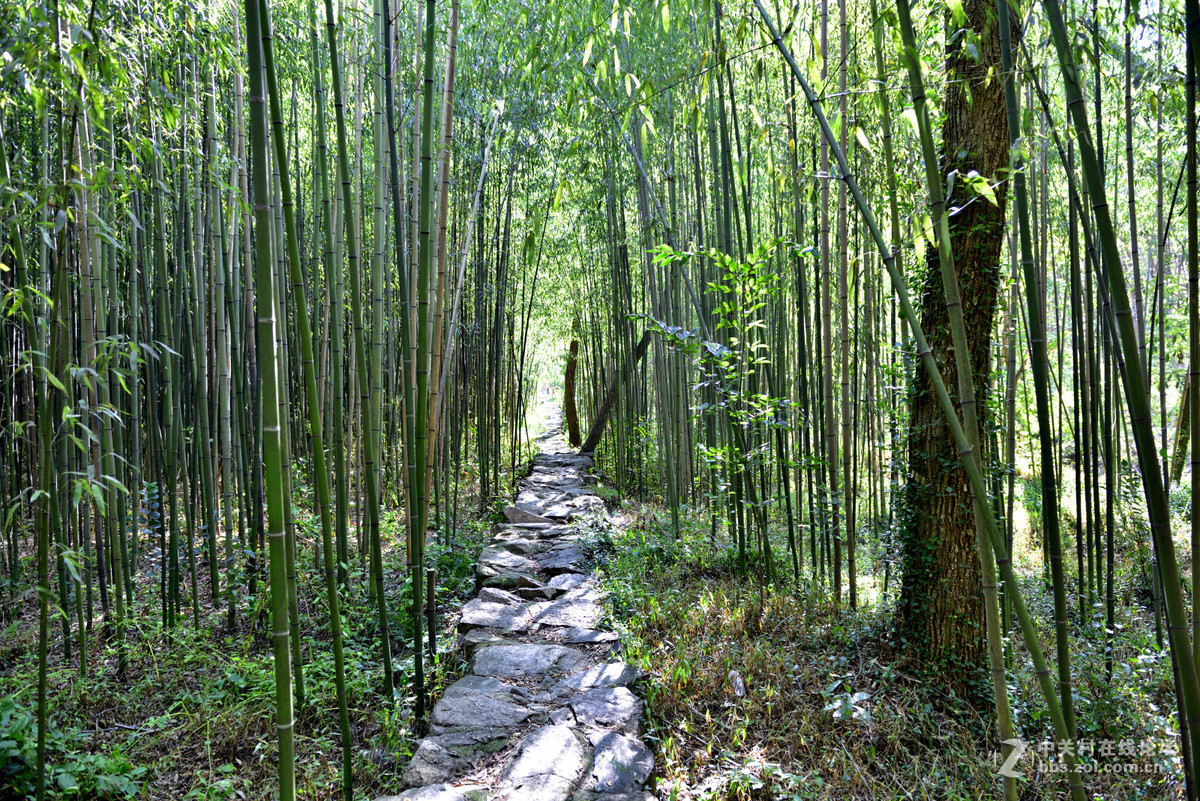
380, 418, 656, 801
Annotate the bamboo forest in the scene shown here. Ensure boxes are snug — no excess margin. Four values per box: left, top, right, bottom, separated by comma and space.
7, 0, 1200, 797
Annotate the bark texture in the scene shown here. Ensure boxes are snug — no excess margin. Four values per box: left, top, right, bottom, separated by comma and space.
565, 339, 581, 447
898, 0, 1011, 687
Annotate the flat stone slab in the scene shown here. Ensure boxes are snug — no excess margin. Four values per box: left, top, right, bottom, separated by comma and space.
473, 643, 591, 679
570, 686, 643, 733
535, 453, 594, 468
401, 728, 510, 787
430, 676, 535, 732
458, 598, 533, 632
482, 572, 543, 591
503, 724, 586, 783
377, 784, 488, 801
495, 525, 574, 541
537, 544, 587, 574
503, 505, 554, 524
557, 662, 640, 694
493, 537, 552, 556
518, 585, 558, 601
525, 475, 584, 491
542, 495, 607, 520
533, 596, 602, 629
549, 574, 589, 593
538, 662, 639, 703
563, 628, 619, 644
494, 522, 553, 533
478, 546, 542, 574
477, 587, 524, 605
518, 490, 568, 506
495, 773, 574, 801
460, 629, 507, 655
589, 732, 654, 793
539, 503, 577, 520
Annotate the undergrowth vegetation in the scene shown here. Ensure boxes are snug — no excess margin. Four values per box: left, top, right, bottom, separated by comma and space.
601, 503, 1185, 800
0, 502, 489, 800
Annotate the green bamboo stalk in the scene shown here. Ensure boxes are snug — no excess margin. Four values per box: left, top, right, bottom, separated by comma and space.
244, 0, 295, 795
997, 0, 1076, 741
891, 4, 1020, 795
1041, 0, 1200, 779
324, 0, 394, 699
754, 7, 1086, 797
260, 0, 352, 790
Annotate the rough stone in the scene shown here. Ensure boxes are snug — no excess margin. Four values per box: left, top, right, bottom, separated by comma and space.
493, 537, 551, 556
493, 522, 553, 533
533, 596, 602, 629
376, 784, 488, 801
518, 490, 567, 507
556, 662, 640, 695
477, 587, 524, 605
503, 505, 554, 524
503, 724, 586, 783
500, 525, 573, 541
548, 574, 589, 594
563, 628, 619, 644
536, 453, 594, 469
495, 773, 574, 801
539, 503, 576, 520
570, 686, 643, 733
458, 597, 532, 632
472, 643, 590, 679
549, 706, 577, 726
430, 676, 535, 732
572, 793, 658, 801
401, 728, 510, 787
589, 732, 654, 793
460, 629, 507, 655
525, 475, 584, 491
482, 572, 543, 591
517, 585, 558, 601
478, 546, 541, 574
538, 544, 587, 574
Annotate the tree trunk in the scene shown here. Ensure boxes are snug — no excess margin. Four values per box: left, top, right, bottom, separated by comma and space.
565, 339, 581, 447
898, 0, 1011, 685
581, 330, 650, 454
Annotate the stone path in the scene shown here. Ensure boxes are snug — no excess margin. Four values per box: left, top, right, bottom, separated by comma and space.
378, 425, 656, 801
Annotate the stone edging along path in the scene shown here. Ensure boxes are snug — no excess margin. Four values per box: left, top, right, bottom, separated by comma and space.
377, 425, 657, 801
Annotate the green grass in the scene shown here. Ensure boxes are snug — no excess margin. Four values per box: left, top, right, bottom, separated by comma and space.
0, 492, 490, 800
599, 500, 1185, 800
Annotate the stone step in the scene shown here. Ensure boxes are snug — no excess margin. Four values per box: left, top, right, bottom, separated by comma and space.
378, 430, 655, 801
495, 725, 586, 801
471, 642, 591, 680
429, 675, 537, 733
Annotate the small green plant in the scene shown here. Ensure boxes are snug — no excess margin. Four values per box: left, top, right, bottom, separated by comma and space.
49, 750, 146, 799
183, 764, 245, 801
1, 696, 36, 798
